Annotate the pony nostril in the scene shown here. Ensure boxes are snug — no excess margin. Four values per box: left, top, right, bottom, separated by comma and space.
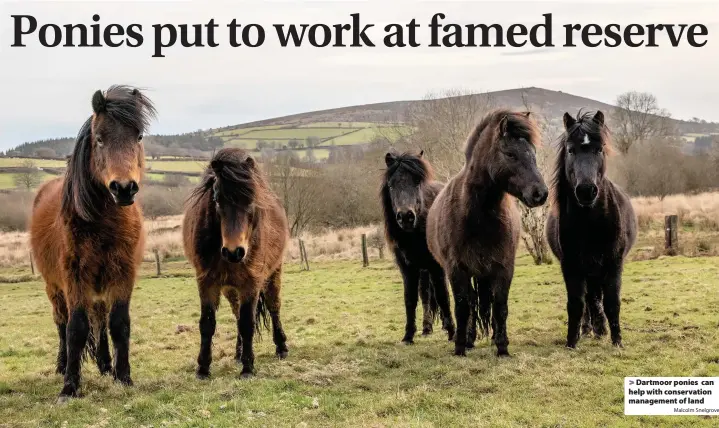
128, 181, 139, 196
109, 181, 120, 196
395, 212, 403, 224
221, 247, 230, 259
406, 211, 416, 225
533, 188, 548, 204
236, 247, 246, 261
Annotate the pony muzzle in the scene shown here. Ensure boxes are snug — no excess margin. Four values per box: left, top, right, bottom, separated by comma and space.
521, 184, 548, 208
395, 209, 417, 230
108, 180, 139, 206
221, 246, 246, 263
575, 183, 599, 207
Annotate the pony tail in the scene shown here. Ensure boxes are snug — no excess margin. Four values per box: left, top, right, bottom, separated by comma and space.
474, 277, 493, 339
254, 292, 271, 338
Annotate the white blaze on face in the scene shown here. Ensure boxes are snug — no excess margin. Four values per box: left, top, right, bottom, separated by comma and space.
582, 134, 590, 145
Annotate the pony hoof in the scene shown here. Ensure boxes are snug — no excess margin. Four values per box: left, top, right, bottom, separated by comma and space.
277, 351, 289, 360
196, 372, 210, 380
496, 349, 510, 358
400, 340, 414, 346
421, 328, 433, 336
453, 347, 466, 357
612, 341, 624, 348
240, 371, 254, 379
565, 343, 577, 350
98, 364, 112, 376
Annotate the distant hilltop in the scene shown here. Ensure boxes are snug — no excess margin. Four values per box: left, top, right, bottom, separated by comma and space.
7, 87, 718, 159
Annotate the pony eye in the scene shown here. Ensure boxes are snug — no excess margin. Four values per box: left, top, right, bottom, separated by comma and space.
568, 147, 575, 155
96, 137, 103, 147
506, 152, 517, 160
138, 135, 144, 142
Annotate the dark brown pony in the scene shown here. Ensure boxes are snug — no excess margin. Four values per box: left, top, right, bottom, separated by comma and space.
427, 109, 548, 357
183, 148, 289, 379
30, 85, 155, 401
381, 150, 455, 344
546, 110, 637, 349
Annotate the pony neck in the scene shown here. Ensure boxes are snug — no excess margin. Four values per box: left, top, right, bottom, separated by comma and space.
462, 162, 506, 214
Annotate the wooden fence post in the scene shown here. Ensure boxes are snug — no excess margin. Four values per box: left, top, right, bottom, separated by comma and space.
361, 234, 369, 267
665, 215, 678, 255
299, 239, 310, 271
29, 251, 34, 275
298, 239, 305, 269
154, 249, 162, 276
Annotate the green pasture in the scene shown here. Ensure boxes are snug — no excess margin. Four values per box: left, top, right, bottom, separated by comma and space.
1, 256, 719, 427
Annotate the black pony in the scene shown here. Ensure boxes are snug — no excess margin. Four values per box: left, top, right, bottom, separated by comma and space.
381, 151, 455, 344
546, 110, 637, 349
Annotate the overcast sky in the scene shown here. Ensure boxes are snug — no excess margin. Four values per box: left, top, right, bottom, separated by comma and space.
0, 0, 716, 150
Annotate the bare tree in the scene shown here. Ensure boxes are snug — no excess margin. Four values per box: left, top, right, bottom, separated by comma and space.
266, 153, 322, 236
516, 90, 558, 265
378, 88, 495, 181
611, 91, 675, 154
14, 159, 43, 191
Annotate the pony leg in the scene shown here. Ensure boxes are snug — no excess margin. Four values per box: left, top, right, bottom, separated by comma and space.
109, 300, 133, 385
581, 304, 592, 337
490, 273, 512, 357
429, 264, 455, 341
48, 289, 68, 375
585, 279, 607, 338
466, 280, 478, 350
449, 267, 472, 356
562, 265, 587, 349
601, 267, 623, 347
396, 257, 420, 344
94, 303, 112, 376
222, 288, 243, 362
59, 304, 90, 401
419, 270, 434, 336
196, 282, 221, 379
238, 293, 259, 378
265, 268, 289, 359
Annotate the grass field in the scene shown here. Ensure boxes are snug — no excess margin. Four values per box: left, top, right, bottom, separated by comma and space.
1, 256, 719, 427
0, 172, 57, 190
0, 158, 66, 168
146, 160, 208, 173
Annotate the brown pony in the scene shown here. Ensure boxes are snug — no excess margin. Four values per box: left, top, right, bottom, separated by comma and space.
30, 85, 155, 402
183, 148, 289, 379
426, 109, 548, 357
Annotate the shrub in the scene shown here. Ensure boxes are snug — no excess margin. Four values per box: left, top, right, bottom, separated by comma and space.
0, 192, 33, 231
139, 185, 190, 219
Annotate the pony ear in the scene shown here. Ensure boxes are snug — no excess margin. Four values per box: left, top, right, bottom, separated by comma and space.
210, 159, 223, 172
563, 112, 576, 130
384, 152, 396, 167
523, 111, 531, 117
245, 155, 255, 168
499, 115, 509, 136
418, 150, 424, 158
593, 110, 605, 126
92, 90, 106, 114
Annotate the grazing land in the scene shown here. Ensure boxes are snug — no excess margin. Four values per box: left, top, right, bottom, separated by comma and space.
1, 256, 718, 427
